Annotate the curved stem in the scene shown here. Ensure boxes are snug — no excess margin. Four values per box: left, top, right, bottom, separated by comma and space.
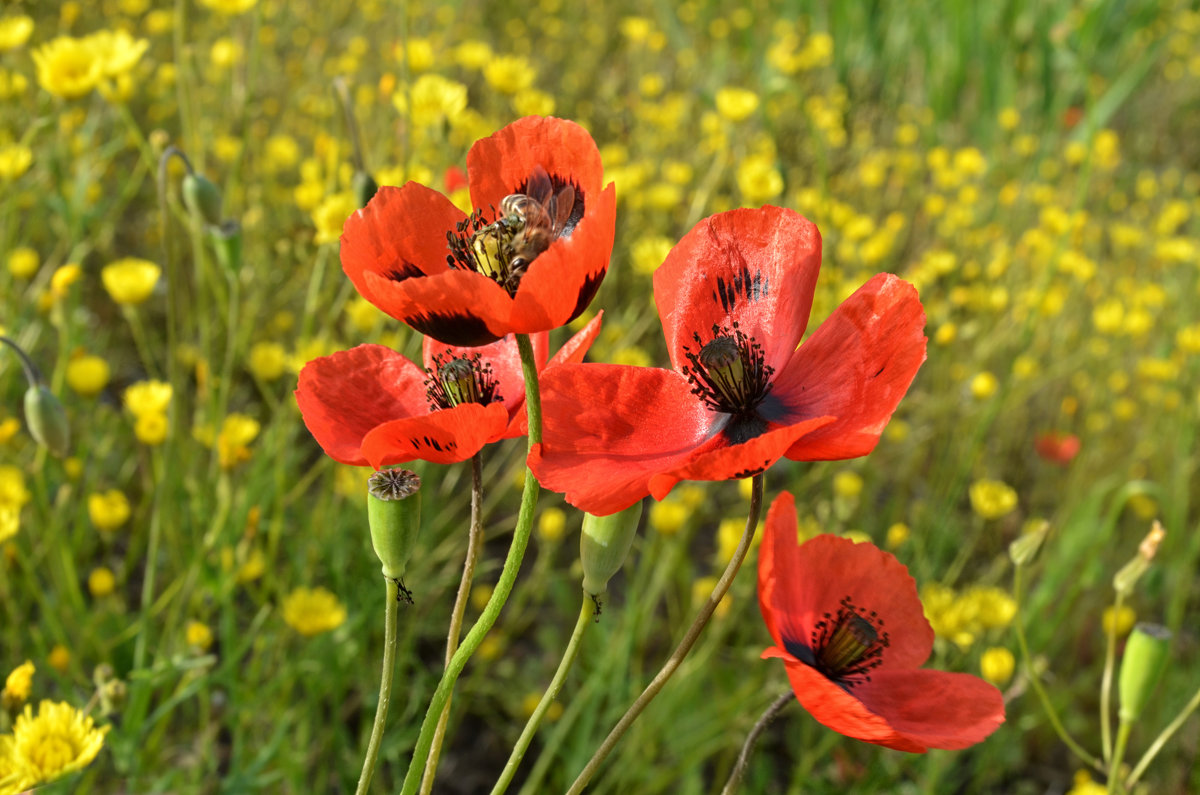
1107, 720, 1131, 794
491, 594, 593, 795
0, 335, 42, 385
721, 690, 794, 795
566, 474, 765, 795
355, 577, 401, 795
1012, 565, 1104, 772
398, 333, 543, 795
420, 453, 485, 794
1125, 681, 1200, 788
1100, 591, 1124, 763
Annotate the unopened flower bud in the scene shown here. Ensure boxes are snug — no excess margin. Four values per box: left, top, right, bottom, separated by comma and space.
1114, 521, 1166, 596
183, 172, 223, 227
24, 383, 69, 457
99, 678, 127, 717
353, 170, 378, 209
1118, 623, 1171, 722
1009, 519, 1049, 567
367, 469, 421, 579
209, 220, 243, 273
580, 503, 643, 597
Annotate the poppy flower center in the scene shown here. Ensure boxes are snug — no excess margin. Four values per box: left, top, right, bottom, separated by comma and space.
425, 353, 502, 409
681, 322, 775, 443
811, 596, 890, 688
444, 165, 583, 298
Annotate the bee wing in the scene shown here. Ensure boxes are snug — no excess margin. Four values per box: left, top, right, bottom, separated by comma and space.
547, 184, 575, 234
524, 165, 553, 207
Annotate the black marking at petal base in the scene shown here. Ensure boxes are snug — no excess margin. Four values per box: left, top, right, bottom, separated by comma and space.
782, 636, 817, 668
568, 268, 607, 323
723, 415, 769, 445
731, 458, 771, 479
386, 261, 425, 283
712, 265, 770, 313
402, 310, 499, 347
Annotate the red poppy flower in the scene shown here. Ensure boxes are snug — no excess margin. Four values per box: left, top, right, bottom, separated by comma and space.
1034, 431, 1080, 465
528, 205, 927, 516
295, 315, 602, 467
340, 116, 616, 347
759, 492, 1005, 751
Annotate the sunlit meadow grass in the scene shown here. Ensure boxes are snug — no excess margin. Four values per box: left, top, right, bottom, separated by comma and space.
1, 0, 1199, 792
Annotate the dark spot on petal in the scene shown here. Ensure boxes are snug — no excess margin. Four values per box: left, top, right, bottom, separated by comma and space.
731, 458, 771, 479
723, 416, 768, 445
566, 267, 607, 325
873, 365, 885, 378
710, 258, 769, 313
387, 261, 425, 282
783, 635, 816, 667
403, 310, 499, 347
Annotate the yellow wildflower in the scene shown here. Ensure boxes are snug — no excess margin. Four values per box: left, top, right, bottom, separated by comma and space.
88, 490, 131, 532
3, 660, 34, 705
1067, 770, 1107, 795
0, 418, 18, 444
216, 414, 260, 469
86, 29, 148, 78
101, 257, 160, 305
186, 620, 214, 651
6, 247, 38, 279
0, 145, 32, 182
736, 154, 783, 203
47, 646, 70, 673
512, 88, 555, 117
198, 0, 258, 14
980, 646, 1015, 685
692, 576, 731, 618
49, 264, 82, 298
66, 355, 111, 398
87, 567, 116, 598
970, 371, 999, 399
482, 54, 535, 94
395, 73, 468, 127
123, 380, 172, 417
32, 36, 102, 99
311, 191, 356, 245
537, 507, 567, 543
453, 40, 492, 70
281, 587, 347, 636
649, 500, 688, 535
133, 412, 168, 446
886, 522, 910, 549
0, 15, 33, 51
832, 470, 864, 499
631, 235, 672, 277
0, 466, 30, 507
969, 479, 1018, 520
1103, 605, 1136, 636
4, 701, 108, 790
0, 503, 18, 544
715, 87, 759, 122
247, 342, 287, 381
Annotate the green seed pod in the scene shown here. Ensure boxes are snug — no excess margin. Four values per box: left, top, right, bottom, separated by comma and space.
182, 172, 224, 227
209, 220, 243, 273
580, 503, 643, 597
367, 469, 421, 579
353, 170, 378, 209
24, 384, 69, 457
1119, 623, 1171, 722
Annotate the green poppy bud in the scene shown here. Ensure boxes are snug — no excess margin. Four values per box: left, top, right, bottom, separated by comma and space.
367, 469, 421, 579
1118, 623, 1171, 722
1009, 519, 1049, 567
353, 170, 378, 209
24, 383, 69, 457
209, 220, 243, 273
581, 503, 643, 597
182, 172, 224, 227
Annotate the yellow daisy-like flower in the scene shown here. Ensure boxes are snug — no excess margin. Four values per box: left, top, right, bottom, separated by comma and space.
4, 701, 108, 790
979, 646, 1015, 686
133, 412, 168, 446
87, 490, 131, 533
246, 341, 287, 381
969, 479, 1018, 520
66, 355, 111, 398
396, 73, 467, 127
3, 660, 34, 704
85, 29, 148, 78
216, 414, 260, 469
49, 263, 83, 298
101, 257, 161, 305
281, 587, 347, 637
32, 36, 103, 99
198, 0, 258, 14
6, 247, 38, 280
0, 15, 33, 51
715, 87, 760, 122
185, 620, 214, 651
482, 54, 535, 94
123, 380, 172, 417
310, 191, 357, 245
0, 465, 30, 507
0, 144, 32, 182
87, 566, 116, 598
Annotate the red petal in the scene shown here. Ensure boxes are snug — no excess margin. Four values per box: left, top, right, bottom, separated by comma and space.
422, 333, 543, 438
854, 668, 1006, 750
466, 116, 604, 209
759, 514, 933, 672
528, 363, 716, 515
362, 268, 515, 346
775, 656, 929, 752
771, 273, 927, 461
509, 183, 616, 334
647, 416, 834, 500
361, 402, 510, 466
653, 206, 821, 375
340, 183, 459, 307
295, 346, 428, 466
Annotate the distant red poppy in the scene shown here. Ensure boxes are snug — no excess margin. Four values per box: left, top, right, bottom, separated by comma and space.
1035, 431, 1080, 465
529, 206, 927, 516
295, 314, 601, 466
340, 116, 616, 347
759, 492, 1005, 751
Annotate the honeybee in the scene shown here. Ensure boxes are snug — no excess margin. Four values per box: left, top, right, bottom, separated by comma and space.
498, 166, 577, 289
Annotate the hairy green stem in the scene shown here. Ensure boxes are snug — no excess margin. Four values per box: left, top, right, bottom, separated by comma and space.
721, 690, 794, 795
398, 333, 542, 795
420, 453, 485, 794
566, 474, 765, 794
491, 594, 593, 795
355, 577, 401, 795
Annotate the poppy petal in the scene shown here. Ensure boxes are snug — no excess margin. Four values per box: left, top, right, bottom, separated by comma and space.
773, 657, 929, 752
528, 363, 716, 515
361, 402, 510, 467
761, 520, 934, 672
509, 183, 616, 334
340, 183, 460, 308
647, 416, 835, 501
295, 345, 428, 466
771, 273, 927, 461
853, 668, 1006, 750
466, 116, 604, 209
423, 332, 543, 437
653, 206, 821, 375
362, 267, 515, 346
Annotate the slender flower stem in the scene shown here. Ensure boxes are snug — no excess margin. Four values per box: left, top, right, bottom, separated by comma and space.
1125, 681, 1200, 788
420, 453, 485, 794
566, 474, 765, 795
398, 333, 543, 795
491, 594, 594, 795
356, 577, 401, 795
1012, 565, 1104, 773
720, 690, 794, 795
1100, 591, 1124, 763
1107, 720, 1132, 794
